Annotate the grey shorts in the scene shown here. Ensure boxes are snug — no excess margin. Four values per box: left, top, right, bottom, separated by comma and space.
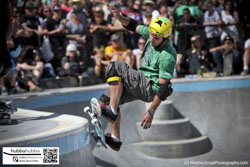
101, 61, 155, 105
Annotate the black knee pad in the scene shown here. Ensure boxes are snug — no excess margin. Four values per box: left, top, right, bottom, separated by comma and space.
105, 62, 122, 85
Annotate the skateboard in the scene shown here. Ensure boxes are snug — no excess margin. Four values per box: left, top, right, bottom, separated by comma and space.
84, 97, 107, 148
0, 102, 17, 124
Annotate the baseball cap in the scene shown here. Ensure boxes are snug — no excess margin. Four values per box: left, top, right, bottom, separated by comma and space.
25, 1, 34, 9
191, 35, 200, 43
144, 0, 154, 6
68, 0, 83, 7
110, 1, 121, 7
111, 34, 120, 41
53, 5, 61, 11
66, 44, 77, 52
224, 35, 234, 42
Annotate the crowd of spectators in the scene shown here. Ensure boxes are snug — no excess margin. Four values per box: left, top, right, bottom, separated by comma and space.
1, 0, 250, 95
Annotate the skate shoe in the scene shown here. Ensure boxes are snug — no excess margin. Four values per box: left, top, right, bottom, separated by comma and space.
100, 102, 118, 122
105, 132, 122, 151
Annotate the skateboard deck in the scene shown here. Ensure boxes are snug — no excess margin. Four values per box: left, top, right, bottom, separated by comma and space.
0, 103, 17, 124
84, 97, 107, 148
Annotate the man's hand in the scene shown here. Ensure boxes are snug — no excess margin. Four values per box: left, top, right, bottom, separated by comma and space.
141, 112, 153, 129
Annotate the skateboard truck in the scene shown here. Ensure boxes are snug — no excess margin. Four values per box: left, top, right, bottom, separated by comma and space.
0, 102, 17, 125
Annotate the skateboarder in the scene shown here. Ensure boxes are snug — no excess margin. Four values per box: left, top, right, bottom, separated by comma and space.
99, 6, 176, 151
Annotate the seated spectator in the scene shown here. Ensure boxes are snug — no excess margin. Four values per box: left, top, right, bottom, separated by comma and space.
57, 44, 86, 77
16, 49, 43, 92
177, 35, 214, 76
132, 37, 146, 70
93, 47, 109, 78
210, 35, 241, 76
241, 38, 250, 75
105, 34, 134, 68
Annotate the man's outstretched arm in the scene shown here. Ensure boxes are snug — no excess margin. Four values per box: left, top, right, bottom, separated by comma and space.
110, 6, 140, 34
141, 78, 172, 129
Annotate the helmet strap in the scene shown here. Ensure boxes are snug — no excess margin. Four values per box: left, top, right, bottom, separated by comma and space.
155, 37, 167, 49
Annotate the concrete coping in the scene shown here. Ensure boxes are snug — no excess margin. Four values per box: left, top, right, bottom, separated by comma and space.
0, 108, 89, 147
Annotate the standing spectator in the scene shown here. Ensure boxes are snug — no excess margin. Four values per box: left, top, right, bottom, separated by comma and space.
49, 0, 59, 11
121, 0, 143, 50
66, 0, 88, 32
220, 1, 239, 42
122, 0, 143, 24
107, 1, 126, 47
203, 2, 222, 49
170, 0, 202, 51
20, 1, 43, 59
41, 6, 52, 28
89, 10, 110, 51
177, 8, 198, 54
66, 8, 88, 62
104, 34, 134, 68
241, 38, 250, 75
132, 37, 146, 70
61, 0, 71, 13
143, 0, 160, 24
43, 5, 66, 70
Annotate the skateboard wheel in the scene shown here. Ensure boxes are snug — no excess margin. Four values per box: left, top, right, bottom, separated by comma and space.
84, 106, 90, 113
91, 119, 98, 125
96, 142, 102, 147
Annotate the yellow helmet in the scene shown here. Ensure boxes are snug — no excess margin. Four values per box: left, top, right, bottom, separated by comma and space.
149, 17, 172, 38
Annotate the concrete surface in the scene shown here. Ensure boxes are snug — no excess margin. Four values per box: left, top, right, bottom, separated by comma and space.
0, 76, 250, 167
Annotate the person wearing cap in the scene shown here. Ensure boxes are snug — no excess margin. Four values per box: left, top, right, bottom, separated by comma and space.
184, 35, 213, 75
96, 7, 176, 151
66, 0, 87, 32
43, 5, 66, 69
89, 10, 110, 52
104, 34, 134, 67
66, 7, 88, 63
142, 0, 160, 24
21, 1, 43, 48
57, 43, 83, 76
16, 49, 44, 92
209, 35, 241, 76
